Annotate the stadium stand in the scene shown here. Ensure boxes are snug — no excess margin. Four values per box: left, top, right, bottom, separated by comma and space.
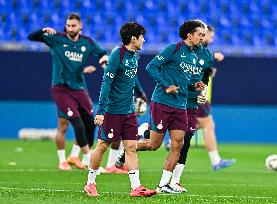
0, 0, 276, 54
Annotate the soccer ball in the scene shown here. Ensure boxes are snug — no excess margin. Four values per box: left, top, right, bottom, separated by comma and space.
135, 98, 147, 116
265, 154, 277, 171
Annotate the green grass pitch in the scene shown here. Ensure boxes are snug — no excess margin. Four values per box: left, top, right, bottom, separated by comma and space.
0, 140, 276, 203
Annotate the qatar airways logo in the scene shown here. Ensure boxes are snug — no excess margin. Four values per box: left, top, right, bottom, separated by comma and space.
65, 51, 83, 62
191, 66, 203, 75
180, 63, 203, 75
180, 62, 195, 73
125, 68, 137, 78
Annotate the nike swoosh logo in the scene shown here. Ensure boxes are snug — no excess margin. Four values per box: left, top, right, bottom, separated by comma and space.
190, 127, 196, 131
63, 44, 69, 47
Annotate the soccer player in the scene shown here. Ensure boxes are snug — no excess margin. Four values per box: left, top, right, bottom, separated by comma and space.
116, 20, 206, 194
169, 24, 235, 192
55, 65, 100, 171
196, 25, 235, 171
28, 13, 108, 170
84, 22, 156, 197
103, 77, 148, 174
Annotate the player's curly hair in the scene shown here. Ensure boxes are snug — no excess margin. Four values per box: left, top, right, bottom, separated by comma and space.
179, 20, 205, 40
120, 22, 146, 45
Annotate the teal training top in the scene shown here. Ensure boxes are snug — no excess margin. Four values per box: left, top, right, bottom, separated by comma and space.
28, 29, 106, 90
146, 42, 197, 109
134, 77, 144, 96
187, 46, 214, 109
97, 46, 140, 115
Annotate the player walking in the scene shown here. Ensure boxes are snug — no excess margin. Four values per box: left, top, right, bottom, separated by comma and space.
84, 22, 156, 197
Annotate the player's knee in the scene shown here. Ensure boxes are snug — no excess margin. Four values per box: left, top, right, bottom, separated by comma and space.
171, 140, 184, 152
148, 141, 161, 151
97, 142, 109, 153
58, 118, 69, 129
110, 141, 121, 149
58, 123, 69, 135
125, 148, 136, 156
124, 141, 136, 150
124, 142, 137, 156
58, 126, 68, 135
205, 118, 215, 130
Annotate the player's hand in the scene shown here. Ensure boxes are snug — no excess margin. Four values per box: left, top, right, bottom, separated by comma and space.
99, 55, 109, 69
42, 27, 56, 35
211, 67, 217, 78
83, 65, 96, 74
140, 92, 148, 103
94, 115, 104, 126
214, 52, 224, 62
197, 95, 206, 105
166, 85, 180, 94
197, 84, 208, 105
194, 81, 206, 91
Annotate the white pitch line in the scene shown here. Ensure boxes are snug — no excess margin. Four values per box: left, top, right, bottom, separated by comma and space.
0, 186, 274, 200
0, 169, 68, 172
0, 181, 276, 188
0, 168, 271, 174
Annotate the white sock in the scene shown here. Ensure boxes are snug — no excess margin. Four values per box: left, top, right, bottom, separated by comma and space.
171, 163, 185, 185
87, 168, 97, 184
82, 153, 91, 166
118, 141, 123, 151
128, 170, 141, 190
57, 150, 66, 163
70, 144, 80, 158
208, 150, 221, 166
106, 148, 119, 168
159, 170, 172, 187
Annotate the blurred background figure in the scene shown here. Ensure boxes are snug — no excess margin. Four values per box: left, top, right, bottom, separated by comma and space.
196, 25, 235, 171
28, 13, 108, 170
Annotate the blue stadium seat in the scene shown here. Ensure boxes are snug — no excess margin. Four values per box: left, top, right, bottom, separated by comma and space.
0, 26, 4, 41
1, 0, 276, 49
264, 32, 275, 46
242, 31, 254, 46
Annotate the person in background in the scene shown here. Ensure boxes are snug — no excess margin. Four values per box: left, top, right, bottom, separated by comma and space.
28, 13, 108, 171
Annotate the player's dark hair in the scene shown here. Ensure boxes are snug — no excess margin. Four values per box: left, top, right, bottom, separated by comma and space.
179, 20, 205, 40
67, 13, 81, 22
207, 25, 214, 32
120, 22, 146, 45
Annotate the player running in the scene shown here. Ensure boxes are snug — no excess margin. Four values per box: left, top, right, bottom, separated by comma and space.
116, 20, 206, 193
169, 22, 236, 192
